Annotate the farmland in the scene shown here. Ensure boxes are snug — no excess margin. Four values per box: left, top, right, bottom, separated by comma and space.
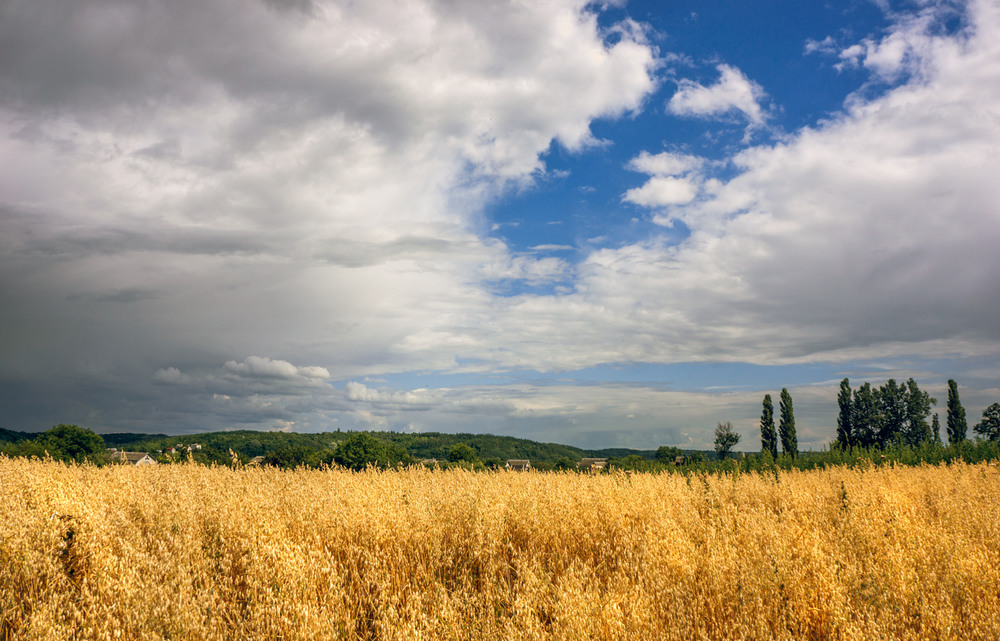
2, 457, 999, 640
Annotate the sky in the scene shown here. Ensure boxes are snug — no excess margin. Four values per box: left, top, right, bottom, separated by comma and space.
1, 0, 999, 450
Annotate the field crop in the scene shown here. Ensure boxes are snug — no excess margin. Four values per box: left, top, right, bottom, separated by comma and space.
1, 457, 999, 640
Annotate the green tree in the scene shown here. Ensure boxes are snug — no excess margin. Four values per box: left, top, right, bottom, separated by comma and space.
778, 388, 797, 458
553, 456, 576, 471
946, 379, 968, 445
612, 454, 651, 471
974, 403, 1000, 442
903, 378, 935, 446
853, 383, 882, 448
836, 378, 853, 448
334, 433, 410, 470
446, 443, 479, 464
655, 445, 683, 464
714, 421, 740, 460
760, 394, 777, 458
878, 379, 907, 446
37, 424, 107, 464
261, 445, 312, 468
931, 413, 942, 444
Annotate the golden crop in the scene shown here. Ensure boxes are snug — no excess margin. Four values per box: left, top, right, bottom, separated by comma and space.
1, 457, 998, 640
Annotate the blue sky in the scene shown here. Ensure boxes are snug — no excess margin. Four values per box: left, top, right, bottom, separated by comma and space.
1, 0, 998, 449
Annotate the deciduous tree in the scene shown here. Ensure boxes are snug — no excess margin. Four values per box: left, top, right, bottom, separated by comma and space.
655, 445, 683, 464
37, 424, 107, 464
974, 403, 1000, 442
447, 443, 479, 463
878, 379, 907, 446
714, 421, 740, 460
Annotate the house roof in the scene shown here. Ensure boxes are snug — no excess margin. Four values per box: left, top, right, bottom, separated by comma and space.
112, 451, 153, 463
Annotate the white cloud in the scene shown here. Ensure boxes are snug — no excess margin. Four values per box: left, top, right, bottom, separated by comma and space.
622, 150, 707, 208
224, 356, 330, 380
626, 150, 705, 176
2, 0, 998, 446
804, 35, 838, 55
667, 64, 767, 124
604, 0, 1000, 365
622, 177, 698, 206
0, 0, 656, 391
344, 381, 441, 411
152, 367, 190, 385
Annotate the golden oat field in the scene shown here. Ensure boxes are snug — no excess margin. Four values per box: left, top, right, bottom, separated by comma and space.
2, 457, 999, 640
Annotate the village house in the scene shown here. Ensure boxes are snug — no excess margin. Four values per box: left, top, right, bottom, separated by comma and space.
577, 458, 607, 471
110, 451, 157, 466
505, 459, 531, 471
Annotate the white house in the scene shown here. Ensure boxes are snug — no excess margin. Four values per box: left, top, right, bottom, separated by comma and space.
111, 451, 157, 466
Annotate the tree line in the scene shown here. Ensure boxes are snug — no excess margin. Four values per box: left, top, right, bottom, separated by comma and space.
833, 377, 999, 448
745, 378, 1000, 461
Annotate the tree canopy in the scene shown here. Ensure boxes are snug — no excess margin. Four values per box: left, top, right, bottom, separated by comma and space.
334, 433, 411, 470
714, 422, 740, 460
37, 424, 107, 464
974, 403, 1000, 442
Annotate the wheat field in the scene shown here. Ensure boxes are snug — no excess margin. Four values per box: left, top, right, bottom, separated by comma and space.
1, 457, 998, 640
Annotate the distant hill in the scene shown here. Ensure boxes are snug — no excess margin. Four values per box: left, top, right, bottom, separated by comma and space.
89, 428, 688, 464
0, 427, 33, 443
101, 432, 169, 447
4, 427, 711, 465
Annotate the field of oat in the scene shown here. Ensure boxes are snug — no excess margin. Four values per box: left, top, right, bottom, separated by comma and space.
2, 457, 998, 640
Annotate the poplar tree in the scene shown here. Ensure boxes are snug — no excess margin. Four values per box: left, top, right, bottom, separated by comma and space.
903, 377, 935, 446
946, 379, 967, 445
931, 413, 942, 444
760, 394, 777, 458
836, 378, 853, 448
878, 378, 907, 446
778, 387, 797, 458
852, 382, 882, 448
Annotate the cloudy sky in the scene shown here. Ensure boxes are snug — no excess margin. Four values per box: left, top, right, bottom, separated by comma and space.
2, 0, 999, 450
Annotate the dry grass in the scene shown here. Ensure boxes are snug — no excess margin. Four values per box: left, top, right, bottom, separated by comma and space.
1, 457, 998, 640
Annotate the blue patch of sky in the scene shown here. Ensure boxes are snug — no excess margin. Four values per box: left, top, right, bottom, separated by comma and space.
339, 361, 849, 394
485, 0, 897, 263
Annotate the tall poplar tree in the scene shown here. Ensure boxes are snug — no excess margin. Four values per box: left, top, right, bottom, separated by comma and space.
946, 379, 967, 445
778, 387, 797, 458
903, 377, 934, 446
852, 382, 882, 448
760, 394, 777, 458
878, 378, 907, 446
836, 378, 853, 448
